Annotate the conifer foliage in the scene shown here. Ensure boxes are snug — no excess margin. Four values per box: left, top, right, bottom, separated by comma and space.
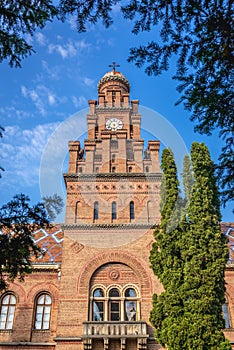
150, 143, 231, 350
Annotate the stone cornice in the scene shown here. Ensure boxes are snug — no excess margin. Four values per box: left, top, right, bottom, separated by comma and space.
63, 173, 162, 181
62, 223, 157, 230
96, 106, 131, 111
32, 263, 61, 271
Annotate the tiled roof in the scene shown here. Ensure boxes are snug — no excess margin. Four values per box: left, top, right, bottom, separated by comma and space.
221, 222, 234, 262
32, 225, 64, 263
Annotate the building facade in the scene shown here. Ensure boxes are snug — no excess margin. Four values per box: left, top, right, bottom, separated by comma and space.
0, 70, 234, 350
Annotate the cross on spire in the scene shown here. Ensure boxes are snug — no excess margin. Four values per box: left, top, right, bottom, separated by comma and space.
109, 61, 120, 72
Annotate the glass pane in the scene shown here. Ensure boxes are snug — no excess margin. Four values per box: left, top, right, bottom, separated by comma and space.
6, 321, 13, 330
9, 295, 16, 304
0, 321, 6, 329
36, 313, 42, 321
125, 301, 136, 321
0, 314, 7, 322
45, 295, 51, 304
125, 288, 136, 297
2, 295, 9, 304
8, 314, 14, 322
109, 288, 119, 297
43, 321, 49, 329
93, 302, 104, 321
37, 295, 45, 304
37, 306, 43, 314
35, 321, 42, 329
9, 306, 15, 315
44, 306, 51, 314
111, 302, 119, 311
44, 313, 50, 322
1, 306, 8, 314
93, 288, 104, 297
111, 313, 119, 321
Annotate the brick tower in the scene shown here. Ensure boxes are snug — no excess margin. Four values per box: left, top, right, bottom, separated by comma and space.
1, 69, 234, 350
56, 68, 163, 349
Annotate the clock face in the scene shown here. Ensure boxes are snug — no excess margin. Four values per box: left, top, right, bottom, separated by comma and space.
106, 118, 123, 131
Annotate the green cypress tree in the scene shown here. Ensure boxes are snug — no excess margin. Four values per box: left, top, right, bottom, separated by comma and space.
150, 148, 185, 348
180, 142, 230, 349
150, 143, 231, 349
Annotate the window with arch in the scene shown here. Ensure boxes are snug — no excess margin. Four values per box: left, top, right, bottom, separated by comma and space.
111, 154, 116, 163
145, 166, 149, 173
112, 166, 116, 173
75, 201, 80, 223
109, 288, 120, 321
147, 201, 153, 223
128, 166, 132, 173
222, 297, 231, 328
112, 202, 117, 221
34, 294, 52, 330
130, 201, 135, 221
0, 293, 16, 330
94, 201, 99, 221
90, 285, 139, 322
125, 288, 137, 321
93, 288, 104, 321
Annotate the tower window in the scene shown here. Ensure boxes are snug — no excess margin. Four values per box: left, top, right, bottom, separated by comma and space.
112, 166, 116, 173
145, 166, 149, 173
112, 202, 117, 221
128, 166, 132, 173
0, 293, 16, 330
111, 140, 118, 149
75, 201, 80, 223
79, 167, 83, 173
130, 201, 135, 221
94, 202, 99, 221
112, 154, 116, 162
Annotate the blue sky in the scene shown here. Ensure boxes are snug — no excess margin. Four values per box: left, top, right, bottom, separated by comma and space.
0, 6, 232, 222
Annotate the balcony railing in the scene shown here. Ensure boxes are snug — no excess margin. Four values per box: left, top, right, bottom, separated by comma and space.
83, 321, 148, 338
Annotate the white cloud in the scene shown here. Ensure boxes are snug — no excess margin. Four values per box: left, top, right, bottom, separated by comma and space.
21, 85, 46, 115
71, 95, 87, 108
48, 39, 91, 59
83, 77, 95, 87
0, 123, 60, 190
20, 84, 62, 114
35, 32, 47, 46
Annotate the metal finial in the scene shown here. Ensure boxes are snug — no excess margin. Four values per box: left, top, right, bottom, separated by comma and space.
108, 61, 120, 72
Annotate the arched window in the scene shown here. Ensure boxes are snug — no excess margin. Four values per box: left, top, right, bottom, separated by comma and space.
112, 202, 117, 221
90, 285, 139, 322
92, 288, 104, 321
112, 166, 116, 173
34, 294, 52, 330
222, 297, 231, 328
112, 154, 116, 163
125, 288, 137, 321
0, 293, 16, 330
75, 201, 80, 223
128, 166, 132, 173
109, 288, 120, 321
94, 202, 99, 221
79, 167, 83, 173
130, 201, 134, 221
145, 166, 149, 173
147, 201, 153, 223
